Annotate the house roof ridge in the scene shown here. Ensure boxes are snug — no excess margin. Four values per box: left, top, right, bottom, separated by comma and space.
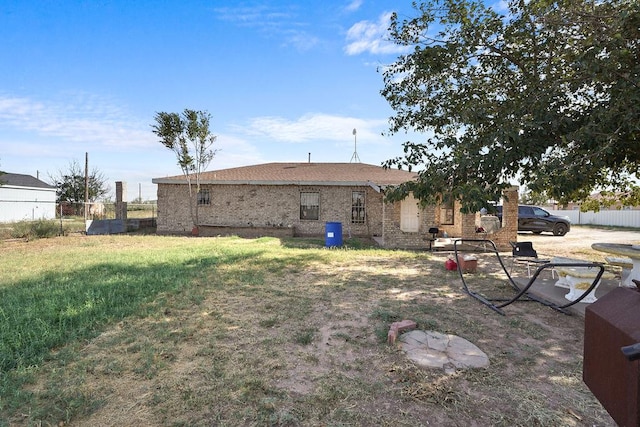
1, 172, 56, 189
151, 162, 417, 187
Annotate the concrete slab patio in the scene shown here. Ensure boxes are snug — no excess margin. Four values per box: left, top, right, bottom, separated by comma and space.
514, 274, 621, 317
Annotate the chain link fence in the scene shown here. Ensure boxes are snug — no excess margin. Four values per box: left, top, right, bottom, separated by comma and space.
1, 201, 157, 239
57, 201, 156, 220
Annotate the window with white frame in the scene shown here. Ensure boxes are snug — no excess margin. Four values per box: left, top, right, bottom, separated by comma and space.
351, 191, 365, 224
300, 192, 319, 220
197, 189, 211, 206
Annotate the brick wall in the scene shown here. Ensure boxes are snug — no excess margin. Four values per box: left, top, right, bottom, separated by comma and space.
457, 186, 518, 251
156, 184, 194, 234
156, 183, 384, 237
198, 225, 294, 238
492, 187, 519, 251
435, 200, 464, 237
381, 200, 436, 249
156, 182, 518, 251
460, 212, 478, 237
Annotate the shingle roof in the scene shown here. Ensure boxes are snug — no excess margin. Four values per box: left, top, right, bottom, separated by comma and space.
0, 172, 55, 189
152, 162, 417, 188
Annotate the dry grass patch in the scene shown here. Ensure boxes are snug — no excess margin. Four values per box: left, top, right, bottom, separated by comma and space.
0, 235, 616, 426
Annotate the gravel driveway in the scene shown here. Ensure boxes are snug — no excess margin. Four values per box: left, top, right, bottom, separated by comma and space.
518, 225, 640, 260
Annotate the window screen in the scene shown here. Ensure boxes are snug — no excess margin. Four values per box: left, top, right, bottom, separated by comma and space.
300, 192, 319, 220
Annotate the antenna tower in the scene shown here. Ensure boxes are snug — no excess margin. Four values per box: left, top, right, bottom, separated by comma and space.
350, 128, 361, 163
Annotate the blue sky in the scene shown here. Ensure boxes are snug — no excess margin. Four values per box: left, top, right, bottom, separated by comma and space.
0, 1, 424, 201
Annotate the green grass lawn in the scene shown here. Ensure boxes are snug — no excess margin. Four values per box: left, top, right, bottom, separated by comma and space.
0, 235, 614, 426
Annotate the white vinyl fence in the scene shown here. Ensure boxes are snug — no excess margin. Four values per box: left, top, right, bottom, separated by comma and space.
549, 209, 640, 228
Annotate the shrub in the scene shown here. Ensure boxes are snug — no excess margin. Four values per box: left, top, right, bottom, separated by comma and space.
31, 219, 60, 238
10, 220, 60, 239
9, 221, 31, 239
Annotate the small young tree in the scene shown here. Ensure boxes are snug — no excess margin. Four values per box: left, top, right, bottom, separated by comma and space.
152, 109, 218, 229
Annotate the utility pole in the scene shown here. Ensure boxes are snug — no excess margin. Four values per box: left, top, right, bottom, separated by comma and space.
84, 152, 89, 220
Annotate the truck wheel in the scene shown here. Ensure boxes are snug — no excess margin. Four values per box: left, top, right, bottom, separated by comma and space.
553, 223, 568, 236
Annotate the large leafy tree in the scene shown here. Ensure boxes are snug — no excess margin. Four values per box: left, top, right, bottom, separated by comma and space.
381, 0, 639, 211
152, 109, 217, 227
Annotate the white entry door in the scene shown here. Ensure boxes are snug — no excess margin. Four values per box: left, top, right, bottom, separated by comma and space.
401, 193, 420, 232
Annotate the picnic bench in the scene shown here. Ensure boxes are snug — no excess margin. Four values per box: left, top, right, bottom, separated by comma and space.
551, 256, 615, 303
554, 266, 614, 303
604, 256, 633, 287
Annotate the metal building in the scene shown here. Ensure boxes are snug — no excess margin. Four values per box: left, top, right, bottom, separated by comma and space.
0, 173, 57, 222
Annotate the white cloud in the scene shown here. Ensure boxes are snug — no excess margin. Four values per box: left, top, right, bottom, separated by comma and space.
214, 5, 319, 52
0, 93, 155, 149
213, 133, 263, 165
240, 113, 388, 145
214, 5, 293, 28
345, 0, 363, 12
344, 12, 410, 55
281, 30, 321, 52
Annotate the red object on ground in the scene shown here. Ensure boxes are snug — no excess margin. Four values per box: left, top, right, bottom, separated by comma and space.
445, 258, 457, 271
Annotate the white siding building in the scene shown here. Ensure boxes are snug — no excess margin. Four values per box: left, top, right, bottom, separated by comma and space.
0, 173, 57, 222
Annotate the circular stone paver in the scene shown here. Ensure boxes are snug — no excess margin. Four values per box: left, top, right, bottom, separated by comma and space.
398, 330, 489, 373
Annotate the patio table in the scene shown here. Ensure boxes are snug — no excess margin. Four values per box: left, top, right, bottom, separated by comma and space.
591, 243, 640, 288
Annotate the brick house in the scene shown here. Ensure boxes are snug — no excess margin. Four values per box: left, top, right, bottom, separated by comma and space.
152, 162, 517, 250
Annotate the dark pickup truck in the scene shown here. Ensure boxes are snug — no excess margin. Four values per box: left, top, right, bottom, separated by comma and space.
496, 205, 571, 236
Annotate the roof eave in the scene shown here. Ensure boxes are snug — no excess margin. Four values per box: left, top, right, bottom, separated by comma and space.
0, 184, 57, 192
152, 179, 401, 188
